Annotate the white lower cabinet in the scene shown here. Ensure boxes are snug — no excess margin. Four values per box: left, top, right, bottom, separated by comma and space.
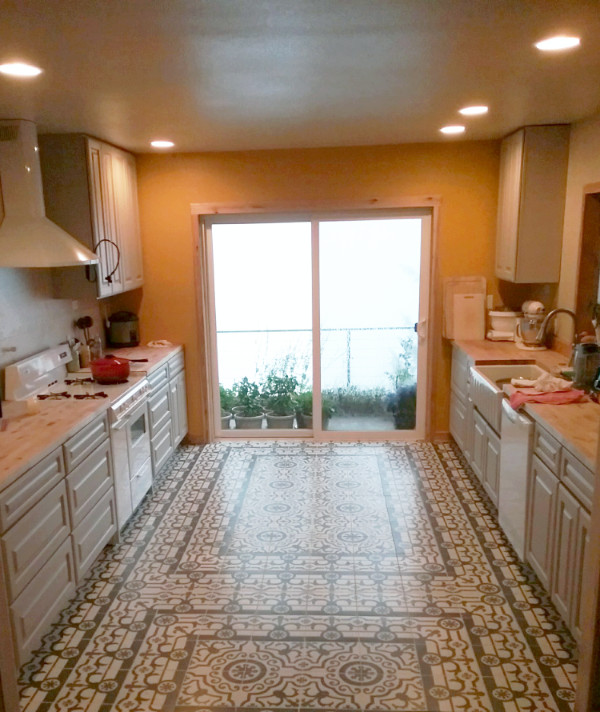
471, 410, 486, 483
148, 351, 188, 475
552, 484, 579, 624
170, 369, 188, 446
525, 424, 594, 644
10, 538, 77, 666
483, 427, 501, 507
470, 409, 500, 505
0, 413, 117, 674
526, 454, 557, 591
572, 507, 591, 643
449, 345, 593, 647
551, 481, 591, 644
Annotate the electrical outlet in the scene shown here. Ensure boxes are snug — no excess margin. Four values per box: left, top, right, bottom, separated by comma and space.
486, 294, 494, 310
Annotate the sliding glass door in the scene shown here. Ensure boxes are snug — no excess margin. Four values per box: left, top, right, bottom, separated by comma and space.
205, 210, 430, 439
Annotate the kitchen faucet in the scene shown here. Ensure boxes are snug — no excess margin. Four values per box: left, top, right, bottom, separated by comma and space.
536, 308, 577, 358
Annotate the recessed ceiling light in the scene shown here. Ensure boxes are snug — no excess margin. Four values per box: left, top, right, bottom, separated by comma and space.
440, 125, 466, 135
150, 140, 175, 148
535, 35, 580, 51
459, 105, 488, 116
0, 62, 42, 77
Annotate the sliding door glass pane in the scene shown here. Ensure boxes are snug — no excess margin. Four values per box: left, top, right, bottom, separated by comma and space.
319, 219, 421, 431
212, 222, 312, 431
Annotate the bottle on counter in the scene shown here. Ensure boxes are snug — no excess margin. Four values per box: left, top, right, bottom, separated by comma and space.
89, 333, 103, 361
79, 343, 91, 368
66, 339, 81, 373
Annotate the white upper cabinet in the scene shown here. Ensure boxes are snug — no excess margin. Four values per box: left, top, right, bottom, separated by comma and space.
495, 125, 570, 283
39, 134, 143, 299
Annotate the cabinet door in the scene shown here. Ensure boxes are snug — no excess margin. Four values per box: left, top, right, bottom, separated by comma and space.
170, 370, 188, 447
100, 144, 124, 294
471, 409, 486, 483
526, 455, 558, 590
483, 426, 500, 507
87, 139, 114, 298
572, 507, 591, 643
111, 148, 143, 291
495, 129, 524, 280
463, 398, 474, 465
552, 484, 579, 623
449, 391, 467, 452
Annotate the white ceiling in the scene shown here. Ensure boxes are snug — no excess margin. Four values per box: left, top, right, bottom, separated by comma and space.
1, 0, 600, 153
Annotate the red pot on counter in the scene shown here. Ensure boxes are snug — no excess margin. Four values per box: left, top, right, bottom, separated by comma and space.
90, 356, 130, 384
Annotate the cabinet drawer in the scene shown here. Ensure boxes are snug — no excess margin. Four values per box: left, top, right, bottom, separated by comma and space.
147, 364, 169, 392
0, 447, 64, 534
533, 424, 561, 474
148, 384, 170, 431
152, 420, 174, 473
131, 457, 153, 512
560, 449, 594, 512
63, 414, 109, 473
2, 481, 70, 602
168, 350, 185, 378
72, 488, 117, 581
10, 536, 76, 666
66, 440, 113, 528
451, 346, 471, 395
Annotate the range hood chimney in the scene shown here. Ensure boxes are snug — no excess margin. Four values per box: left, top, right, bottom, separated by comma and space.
0, 119, 98, 267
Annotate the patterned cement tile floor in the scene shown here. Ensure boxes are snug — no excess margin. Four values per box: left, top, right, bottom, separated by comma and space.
19, 441, 578, 712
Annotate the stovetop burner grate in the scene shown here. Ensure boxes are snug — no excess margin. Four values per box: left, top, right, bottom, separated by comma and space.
73, 392, 108, 400
65, 377, 95, 386
37, 392, 72, 400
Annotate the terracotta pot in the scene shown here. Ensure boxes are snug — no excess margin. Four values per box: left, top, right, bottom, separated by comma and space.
90, 356, 130, 384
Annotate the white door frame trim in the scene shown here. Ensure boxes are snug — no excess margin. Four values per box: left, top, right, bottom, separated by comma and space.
194, 197, 440, 441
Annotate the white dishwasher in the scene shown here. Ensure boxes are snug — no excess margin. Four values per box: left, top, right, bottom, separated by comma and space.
498, 398, 534, 560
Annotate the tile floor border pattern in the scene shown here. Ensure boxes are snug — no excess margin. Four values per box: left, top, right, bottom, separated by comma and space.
16, 441, 578, 712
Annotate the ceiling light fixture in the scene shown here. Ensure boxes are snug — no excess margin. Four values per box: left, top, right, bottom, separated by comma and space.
459, 105, 488, 116
150, 140, 174, 148
535, 35, 580, 51
0, 62, 43, 77
440, 125, 465, 135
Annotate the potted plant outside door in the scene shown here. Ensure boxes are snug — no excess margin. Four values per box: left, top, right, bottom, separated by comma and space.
262, 372, 298, 429
232, 378, 264, 429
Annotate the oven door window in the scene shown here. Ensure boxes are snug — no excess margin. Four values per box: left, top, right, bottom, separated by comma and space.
130, 412, 147, 445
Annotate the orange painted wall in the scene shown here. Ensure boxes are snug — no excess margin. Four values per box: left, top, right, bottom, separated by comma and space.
135, 141, 501, 441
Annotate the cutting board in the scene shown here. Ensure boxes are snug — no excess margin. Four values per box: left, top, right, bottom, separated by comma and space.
443, 275, 486, 339
452, 293, 486, 340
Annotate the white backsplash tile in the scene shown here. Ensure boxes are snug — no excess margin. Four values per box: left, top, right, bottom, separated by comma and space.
0, 268, 101, 377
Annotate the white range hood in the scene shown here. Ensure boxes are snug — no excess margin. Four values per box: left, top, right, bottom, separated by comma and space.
0, 119, 98, 267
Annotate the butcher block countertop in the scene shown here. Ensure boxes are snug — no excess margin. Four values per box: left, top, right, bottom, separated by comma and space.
0, 343, 183, 492
0, 398, 109, 492
106, 343, 183, 373
455, 339, 599, 472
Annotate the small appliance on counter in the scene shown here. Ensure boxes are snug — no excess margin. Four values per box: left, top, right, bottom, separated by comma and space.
515, 301, 547, 350
487, 309, 521, 341
573, 343, 600, 390
107, 311, 140, 347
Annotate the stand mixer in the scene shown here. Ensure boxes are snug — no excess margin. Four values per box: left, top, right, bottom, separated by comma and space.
515, 301, 547, 350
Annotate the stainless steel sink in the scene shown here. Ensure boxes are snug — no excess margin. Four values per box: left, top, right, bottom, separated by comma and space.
470, 363, 547, 432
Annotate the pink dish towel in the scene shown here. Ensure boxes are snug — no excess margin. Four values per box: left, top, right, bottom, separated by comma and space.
510, 388, 587, 410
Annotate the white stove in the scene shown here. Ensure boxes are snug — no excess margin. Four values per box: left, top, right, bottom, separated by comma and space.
4, 346, 153, 529
4, 345, 149, 420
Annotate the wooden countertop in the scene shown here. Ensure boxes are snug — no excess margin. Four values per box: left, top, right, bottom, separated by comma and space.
0, 398, 109, 493
454, 340, 570, 373
524, 400, 600, 472
0, 343, 183, 492
106, 343, 183, 374
454, 339, 598, 472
